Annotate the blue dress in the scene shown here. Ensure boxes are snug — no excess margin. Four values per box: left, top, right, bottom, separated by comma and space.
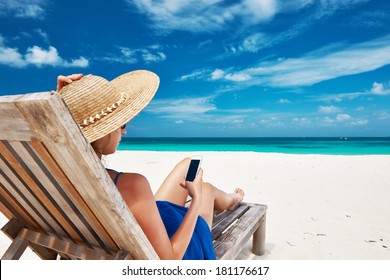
156, 200, 216, 260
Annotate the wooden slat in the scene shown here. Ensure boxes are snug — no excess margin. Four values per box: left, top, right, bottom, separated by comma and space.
14, 91, 158, 259
0, 182, 38, 228
0, 193, 14, 220
212, 210, 231, 226
212, 203, 250, 239
214, 203, 267, 260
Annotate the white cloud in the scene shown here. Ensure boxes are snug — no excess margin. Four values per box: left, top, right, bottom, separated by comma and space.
375, 112, 390, 120
0, 46, 25, 67
211, 69, 225, 80
318, 81, 390, 100
241, 0, 277, 24
197, 40, 212, 50
103, 47, 138, 64
336, 114, 352, 122
370, 81, 390, 95
25, 46, 61, 66
210, 68, 251, 82
371, 82, 384, 94
35, 28, 49, 43
278, 0, 314, 12
349, 9, 390, 28
142, 50, 167, 63
187, 35, 390, 88
105, 46, 167, 65
318, 105, 342, 114
314, 92, 362, 103
292, 117, 311, 126
146, 95, 261, 125
0, 0, 46, 19
239, 33, 267, 53
177, 69, 210, 81
128, 0, 367, 34
17, 4, 44, 18
128, 0, 279, 33
318, 113, 368, 127
225, 73, 251, 82
316, 0, 370, 17
278, 99, 291, 104
311, 82, 390, 103
0, 45, 89, 68
128, 0, 371, 36
63, 57, 89, 68
259, 115, 287, 128
259, 0, 369, 54
256, 35, 390, 87
322, 116, 335, 125
350, 118, 368, 126
146, 96, 216, 116
297, 114, 369, 128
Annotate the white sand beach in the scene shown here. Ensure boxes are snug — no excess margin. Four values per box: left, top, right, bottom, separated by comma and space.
1, 151, 390, 260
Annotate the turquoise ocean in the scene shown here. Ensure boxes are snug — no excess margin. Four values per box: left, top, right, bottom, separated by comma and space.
118, 137, 390, 155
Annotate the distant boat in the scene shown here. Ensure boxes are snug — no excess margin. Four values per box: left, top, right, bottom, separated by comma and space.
338, 137, 348, 141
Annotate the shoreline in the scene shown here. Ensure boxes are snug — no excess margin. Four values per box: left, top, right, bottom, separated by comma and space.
118, 150, 390, 156
1, 151, 390, 259
117, 137, 390, 155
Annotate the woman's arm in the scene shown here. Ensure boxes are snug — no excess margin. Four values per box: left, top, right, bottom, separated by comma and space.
169, 169, 203, 257
115, 171, 204, 260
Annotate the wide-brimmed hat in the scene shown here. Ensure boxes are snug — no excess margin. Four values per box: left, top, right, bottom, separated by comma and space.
59, 70, 159, 143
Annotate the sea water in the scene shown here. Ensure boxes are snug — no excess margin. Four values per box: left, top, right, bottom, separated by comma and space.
118, 137, 390, 155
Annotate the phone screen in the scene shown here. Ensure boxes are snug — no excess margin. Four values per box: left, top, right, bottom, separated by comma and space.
185, 159, 200, 182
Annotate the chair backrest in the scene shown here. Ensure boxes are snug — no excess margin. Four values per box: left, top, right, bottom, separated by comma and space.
0, 91, 158, 259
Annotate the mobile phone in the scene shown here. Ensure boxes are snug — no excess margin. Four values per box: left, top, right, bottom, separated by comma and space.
185, 156, 202, 182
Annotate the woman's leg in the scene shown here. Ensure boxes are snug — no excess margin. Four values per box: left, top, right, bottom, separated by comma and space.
198, 183, 245, 229
154, 157, 191, 206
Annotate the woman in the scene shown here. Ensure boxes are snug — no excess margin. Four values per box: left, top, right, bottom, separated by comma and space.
57, 71, 244, 260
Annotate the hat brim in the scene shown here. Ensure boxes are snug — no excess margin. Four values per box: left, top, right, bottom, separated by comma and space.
82, 70, 159, 143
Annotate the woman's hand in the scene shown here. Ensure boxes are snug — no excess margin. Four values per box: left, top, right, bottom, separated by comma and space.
180, 168, 203, 202
56, 73, 84, 91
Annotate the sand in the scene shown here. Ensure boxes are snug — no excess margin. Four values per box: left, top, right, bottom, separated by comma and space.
1, 151, 390, 260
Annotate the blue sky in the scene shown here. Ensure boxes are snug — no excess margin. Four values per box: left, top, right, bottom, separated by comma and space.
1, 0, 390, 137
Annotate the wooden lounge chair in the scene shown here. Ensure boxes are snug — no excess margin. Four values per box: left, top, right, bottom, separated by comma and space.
0, 91, 267, 260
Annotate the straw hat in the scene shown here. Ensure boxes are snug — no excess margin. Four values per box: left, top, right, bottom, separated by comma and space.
59, 70, 159, 143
